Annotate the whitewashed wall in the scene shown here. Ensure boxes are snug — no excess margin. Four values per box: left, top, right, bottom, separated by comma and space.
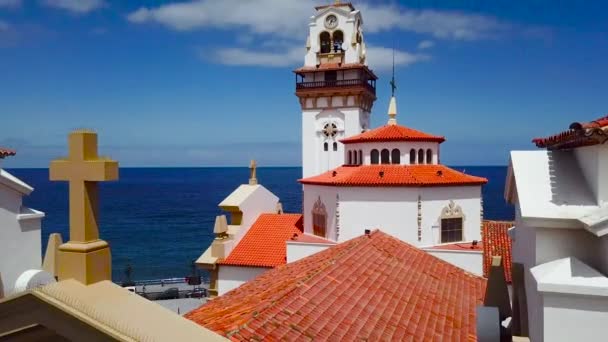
302, 108, 369, 178
286, 241, 333, 263
0, 179, 43, 298
217, 265, 269, 296
574, 145, 608, 205
344, 141, 440, 165
302, 184, 482, 246
422, 249, 483, 276
543, 292, 608, 342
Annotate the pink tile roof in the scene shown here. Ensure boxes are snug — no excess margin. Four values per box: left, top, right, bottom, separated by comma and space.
482, 220, 513, 283
299, 165, 488, 187
219, 214, 303, 268
187, 230, 487, 341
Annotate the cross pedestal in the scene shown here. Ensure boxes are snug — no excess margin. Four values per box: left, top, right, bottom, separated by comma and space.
50, 130, 118, 285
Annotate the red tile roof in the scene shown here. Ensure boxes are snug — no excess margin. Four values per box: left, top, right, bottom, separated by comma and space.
340, 124, 445, 144
0, 148, 16, 159
186, 230, 486, 341
482, 220, 513, 283
428, 241, 483, 251
293, 63, 378, 79
290, 233, 335, 244
532, 114, 608, 150
219, 214, 303, 268
299, 165, 488, 187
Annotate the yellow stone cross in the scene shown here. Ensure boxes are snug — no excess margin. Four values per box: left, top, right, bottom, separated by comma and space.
49, 130, 118, 284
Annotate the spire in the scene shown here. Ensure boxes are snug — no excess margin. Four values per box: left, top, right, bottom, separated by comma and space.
249, 159, 258, 185
388, 47, 398, 125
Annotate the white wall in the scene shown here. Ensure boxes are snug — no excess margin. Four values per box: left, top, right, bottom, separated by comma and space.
302, 108, 369, 178
302, 184, 482, 247
575, 145, 608, 206
422, 249, 483, 276
217, 265, 269, 296
344, 141, 440, 165
286, 242, 333, 263
0, 182, 43, 298
543, 292, 608, 342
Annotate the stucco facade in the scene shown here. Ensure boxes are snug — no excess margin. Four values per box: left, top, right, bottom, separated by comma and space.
217, 265, 268, 296
0, 168, 44, 298
302, 184, 482, 245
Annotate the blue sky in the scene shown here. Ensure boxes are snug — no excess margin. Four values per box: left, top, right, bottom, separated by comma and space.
1, 0, 607, 167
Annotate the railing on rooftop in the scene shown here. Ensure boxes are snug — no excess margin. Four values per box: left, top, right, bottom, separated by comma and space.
296, 79, 376, 94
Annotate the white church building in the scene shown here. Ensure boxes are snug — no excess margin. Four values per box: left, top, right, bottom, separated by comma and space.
0, 148, 49, 298
197, 1, 489, 296
506, 115, 608, 341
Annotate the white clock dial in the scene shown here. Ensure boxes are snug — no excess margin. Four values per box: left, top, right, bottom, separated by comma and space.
325, 15, 338, 29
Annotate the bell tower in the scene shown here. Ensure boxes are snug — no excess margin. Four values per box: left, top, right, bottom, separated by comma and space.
295, 1, 377, 178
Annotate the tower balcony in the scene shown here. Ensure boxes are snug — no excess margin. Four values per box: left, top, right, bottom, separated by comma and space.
295, 78, 376, 95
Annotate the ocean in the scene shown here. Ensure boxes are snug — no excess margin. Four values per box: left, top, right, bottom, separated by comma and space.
8, 166, 513, 282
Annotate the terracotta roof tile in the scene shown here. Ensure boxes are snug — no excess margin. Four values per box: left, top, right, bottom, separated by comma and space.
482, 220, 513, 283
187, 230, 486, 341
532, 114, 608, 150
290, 233, 335, 244
428, 241, 482, 251
0, 147, 16, 159
299, 165, 488, 187
219, 214, 303, 268
340, 124, 445, 144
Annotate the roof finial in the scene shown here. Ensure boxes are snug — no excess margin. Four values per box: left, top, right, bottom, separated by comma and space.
387, 46, 398, 125
390, 47, 396, 97
249, 159, 258, 185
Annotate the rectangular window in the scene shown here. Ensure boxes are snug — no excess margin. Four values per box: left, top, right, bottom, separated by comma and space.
441, 218, 463, 243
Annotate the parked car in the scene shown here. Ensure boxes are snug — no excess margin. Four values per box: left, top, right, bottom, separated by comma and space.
156, 287, 179, 300
186, 287, 207, 298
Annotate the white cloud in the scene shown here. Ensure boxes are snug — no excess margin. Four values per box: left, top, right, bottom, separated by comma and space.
359, 4, 508, 40
204, 44, 427, 70
366, 46, 429, 71
204, 46, 303, 67
128, 0, 311, 37
42, 0, 105, 14
0, 0, 21, 8
417, 40, 435, 49
127, 0, 508, 41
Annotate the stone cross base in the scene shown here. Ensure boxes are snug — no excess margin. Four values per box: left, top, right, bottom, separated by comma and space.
57, 240, 112, 285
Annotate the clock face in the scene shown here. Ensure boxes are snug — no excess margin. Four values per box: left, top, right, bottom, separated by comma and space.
325, 15, 338, 29
323, 123, 338, 138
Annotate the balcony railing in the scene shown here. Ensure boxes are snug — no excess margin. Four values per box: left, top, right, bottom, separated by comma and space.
296, 79, 376, 94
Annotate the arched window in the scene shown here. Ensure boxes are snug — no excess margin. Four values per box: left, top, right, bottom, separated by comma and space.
320, 31, 331, 53
324, 142, 328, 151
353, 150, 357, 165
440, 201, 464, 243
332, 30, 344, 52
426, 149, 433, 164
410, 149, 416, 164
391, 149, 401, 164
312, 196, 327, 238
358, 150, 362, 165
381, 149, 390, 164
333, 142, 338, 151
371, 149, 379, 164
348, 151, 352, 165
418, 149, 424, 164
